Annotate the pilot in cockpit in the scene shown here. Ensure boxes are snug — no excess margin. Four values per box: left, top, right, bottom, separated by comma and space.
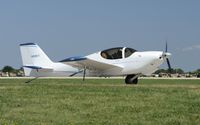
101, 52, 108, 59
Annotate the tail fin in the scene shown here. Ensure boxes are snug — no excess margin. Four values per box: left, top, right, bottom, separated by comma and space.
20, 43, 53, 76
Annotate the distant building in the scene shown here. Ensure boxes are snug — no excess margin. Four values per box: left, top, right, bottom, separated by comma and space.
0, 72, 9, 77
0, 70, 25, 77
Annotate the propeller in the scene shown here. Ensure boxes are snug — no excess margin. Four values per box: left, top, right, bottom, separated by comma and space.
165, 42, 172, 73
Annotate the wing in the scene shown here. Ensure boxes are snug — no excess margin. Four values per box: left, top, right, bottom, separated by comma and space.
60, 56, 123, 71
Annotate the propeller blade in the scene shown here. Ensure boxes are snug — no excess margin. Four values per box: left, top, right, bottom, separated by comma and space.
166, 58, 172, 73
164, 42, 172, 74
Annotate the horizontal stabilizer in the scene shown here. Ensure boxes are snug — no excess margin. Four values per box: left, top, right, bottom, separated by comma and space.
23, 66, 43, 69
23, 65, 53, 72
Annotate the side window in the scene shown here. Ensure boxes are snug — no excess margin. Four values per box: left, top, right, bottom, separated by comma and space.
101, 48, 123, 59
125, 48, 136, 58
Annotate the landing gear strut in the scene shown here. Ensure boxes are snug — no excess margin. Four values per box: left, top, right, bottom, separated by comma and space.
125, 75, 138, 84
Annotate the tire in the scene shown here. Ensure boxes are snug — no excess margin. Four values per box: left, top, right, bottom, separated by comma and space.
125, 75, 138, 84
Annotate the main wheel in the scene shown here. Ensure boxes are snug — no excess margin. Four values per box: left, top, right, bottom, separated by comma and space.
125, 75, 138, 84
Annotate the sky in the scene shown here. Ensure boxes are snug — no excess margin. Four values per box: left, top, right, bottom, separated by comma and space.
0, 0, 200, 72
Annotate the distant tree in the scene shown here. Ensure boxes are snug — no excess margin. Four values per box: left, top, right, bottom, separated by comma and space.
154, 69, 167, 74
2, 66, 15, 73
195, 69, 200, 74
174, 68, 184, 74
155, 68, 185, 74
19, 67, 24, 71
191, 69, 200, 77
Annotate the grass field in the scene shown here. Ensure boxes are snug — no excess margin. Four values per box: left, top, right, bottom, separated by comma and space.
0, 78, 200, 125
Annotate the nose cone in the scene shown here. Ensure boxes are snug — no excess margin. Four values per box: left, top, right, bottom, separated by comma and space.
163, 52, 171, 59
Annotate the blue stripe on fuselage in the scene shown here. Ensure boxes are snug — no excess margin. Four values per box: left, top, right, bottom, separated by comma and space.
60, 56, 87, 62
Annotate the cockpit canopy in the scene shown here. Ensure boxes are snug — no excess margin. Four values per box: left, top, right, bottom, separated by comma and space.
100, 47, 137, 59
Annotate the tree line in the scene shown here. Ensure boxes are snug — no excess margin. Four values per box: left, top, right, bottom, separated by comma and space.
155, 68, 200, 75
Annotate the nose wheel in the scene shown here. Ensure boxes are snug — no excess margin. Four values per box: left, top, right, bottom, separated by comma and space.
125, 75, 138, 84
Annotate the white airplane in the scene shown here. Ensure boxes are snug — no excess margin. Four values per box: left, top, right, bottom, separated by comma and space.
20, 43, 171, 84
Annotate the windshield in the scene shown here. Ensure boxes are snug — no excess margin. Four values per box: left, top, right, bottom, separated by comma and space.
125, 48, 136, 58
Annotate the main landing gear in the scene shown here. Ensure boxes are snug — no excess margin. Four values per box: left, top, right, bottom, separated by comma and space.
125, 74, 138, 84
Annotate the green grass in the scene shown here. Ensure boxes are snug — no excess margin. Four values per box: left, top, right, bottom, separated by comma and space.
0, 78, 200, 125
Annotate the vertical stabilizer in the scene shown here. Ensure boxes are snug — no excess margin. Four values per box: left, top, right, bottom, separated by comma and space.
20, 43, 53, 76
